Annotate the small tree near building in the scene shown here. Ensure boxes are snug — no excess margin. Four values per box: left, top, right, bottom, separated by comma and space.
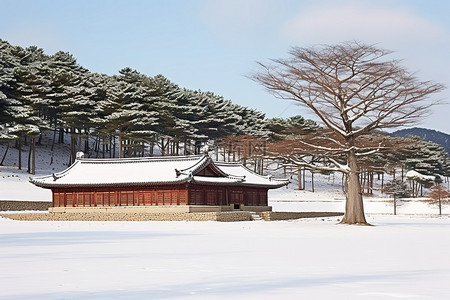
428, 184, 450, 215
384, 179, 411, 215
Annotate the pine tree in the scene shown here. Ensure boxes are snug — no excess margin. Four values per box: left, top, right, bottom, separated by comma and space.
107, 68, 159, 157
384, 179, 411, 215
403, 140, 447, 178
45, 51, 90, 163
0, 41, 49, 171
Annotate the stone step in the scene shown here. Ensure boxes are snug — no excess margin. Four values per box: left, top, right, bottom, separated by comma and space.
250, 213, 263, 221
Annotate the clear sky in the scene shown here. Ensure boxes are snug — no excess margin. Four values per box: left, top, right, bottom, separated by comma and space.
1, 0, 449, 133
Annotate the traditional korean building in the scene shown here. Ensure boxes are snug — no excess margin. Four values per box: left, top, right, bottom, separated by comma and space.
30, 154, 288, 210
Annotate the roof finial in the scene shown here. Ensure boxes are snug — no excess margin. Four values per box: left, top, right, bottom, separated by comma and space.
201, 145, 210, 155
76, 152, 84, 160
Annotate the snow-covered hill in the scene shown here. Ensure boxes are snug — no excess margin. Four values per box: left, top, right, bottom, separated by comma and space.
391, 127, 450, 154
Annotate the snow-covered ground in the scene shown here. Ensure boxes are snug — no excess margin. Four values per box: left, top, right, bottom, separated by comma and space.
1, 133, 69, 201
0, 167, 52, 201
2, 136, 450, 298
1, 215, 450, 299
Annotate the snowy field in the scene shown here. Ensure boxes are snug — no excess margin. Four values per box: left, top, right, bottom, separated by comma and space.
1, 215, 450, 299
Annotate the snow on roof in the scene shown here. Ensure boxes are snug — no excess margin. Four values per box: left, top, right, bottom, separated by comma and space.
215, 162, 289, 187
30, 155, 288, 189
405, 170, 435, 182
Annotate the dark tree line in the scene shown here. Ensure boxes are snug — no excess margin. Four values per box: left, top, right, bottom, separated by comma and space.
0, 39, 269, 172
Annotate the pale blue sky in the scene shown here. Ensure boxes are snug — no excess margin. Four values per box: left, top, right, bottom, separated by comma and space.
1, 0, 449, 133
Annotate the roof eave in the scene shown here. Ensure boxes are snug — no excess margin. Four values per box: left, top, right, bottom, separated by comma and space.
29, 178, 191, 189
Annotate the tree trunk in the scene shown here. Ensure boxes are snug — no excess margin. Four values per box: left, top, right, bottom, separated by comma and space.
118, 131, 122, 158
1, 142, 9, 165
94, 135, 99, 153
51, 125, 57, 152
438, 185, 442, 215
102, 138, 105, 158
215, 145, 219, 161
361, 170, 366, 193
31, 137, 36, 175
394, 194, 397, 215
59, 126, 64, 144
439, 196, 442, 215
303, 167, 306, 190
161, 137, 165, 156
77, 134, 81, 153
84, 134, 89, 154
109, 135, 112, 158
298, 167, 302, 190
401, 166, 404, 182
70, 134, 76, 165
27, 142, 32, 173
112, 135, 116, 158
69, 135, 74, 165
340, 150, 368, 225
18, 135, 22, 170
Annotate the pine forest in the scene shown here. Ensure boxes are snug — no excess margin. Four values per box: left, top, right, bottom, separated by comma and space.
0, 39, 449, 197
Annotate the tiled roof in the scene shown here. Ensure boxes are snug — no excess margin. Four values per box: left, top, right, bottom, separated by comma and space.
30, 154, 288, 189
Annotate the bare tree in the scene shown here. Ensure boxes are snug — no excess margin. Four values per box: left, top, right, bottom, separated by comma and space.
428, 184, 450, 216
251, 41, 444, 225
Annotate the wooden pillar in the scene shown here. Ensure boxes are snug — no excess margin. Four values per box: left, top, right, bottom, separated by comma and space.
225, 187, 229, 205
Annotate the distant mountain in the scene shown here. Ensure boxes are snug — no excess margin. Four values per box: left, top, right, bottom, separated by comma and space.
391, 127, 450, 155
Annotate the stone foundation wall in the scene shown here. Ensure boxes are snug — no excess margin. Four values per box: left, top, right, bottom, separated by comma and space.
0, 204, 343, 222
49, 205, 272, 214
258, 211, 344, 221
0, 211, 252, 222
0, 200, 52, 211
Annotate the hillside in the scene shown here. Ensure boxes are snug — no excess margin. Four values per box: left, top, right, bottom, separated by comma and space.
391, 127, 450, 154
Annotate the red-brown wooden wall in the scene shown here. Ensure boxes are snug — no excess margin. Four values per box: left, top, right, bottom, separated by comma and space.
52, 185, 268, 207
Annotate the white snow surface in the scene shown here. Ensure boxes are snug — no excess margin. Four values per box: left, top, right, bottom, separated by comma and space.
0, 167, 52, 201
2, 136, 450, 298
216, 162, 288, 186
1, 215, 450, 299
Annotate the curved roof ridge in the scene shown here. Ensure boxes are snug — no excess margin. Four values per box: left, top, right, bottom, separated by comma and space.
214, 161, 271, 178
30, 160, 81, 183
78, 154, 205, 164
177, 154, 210, 173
